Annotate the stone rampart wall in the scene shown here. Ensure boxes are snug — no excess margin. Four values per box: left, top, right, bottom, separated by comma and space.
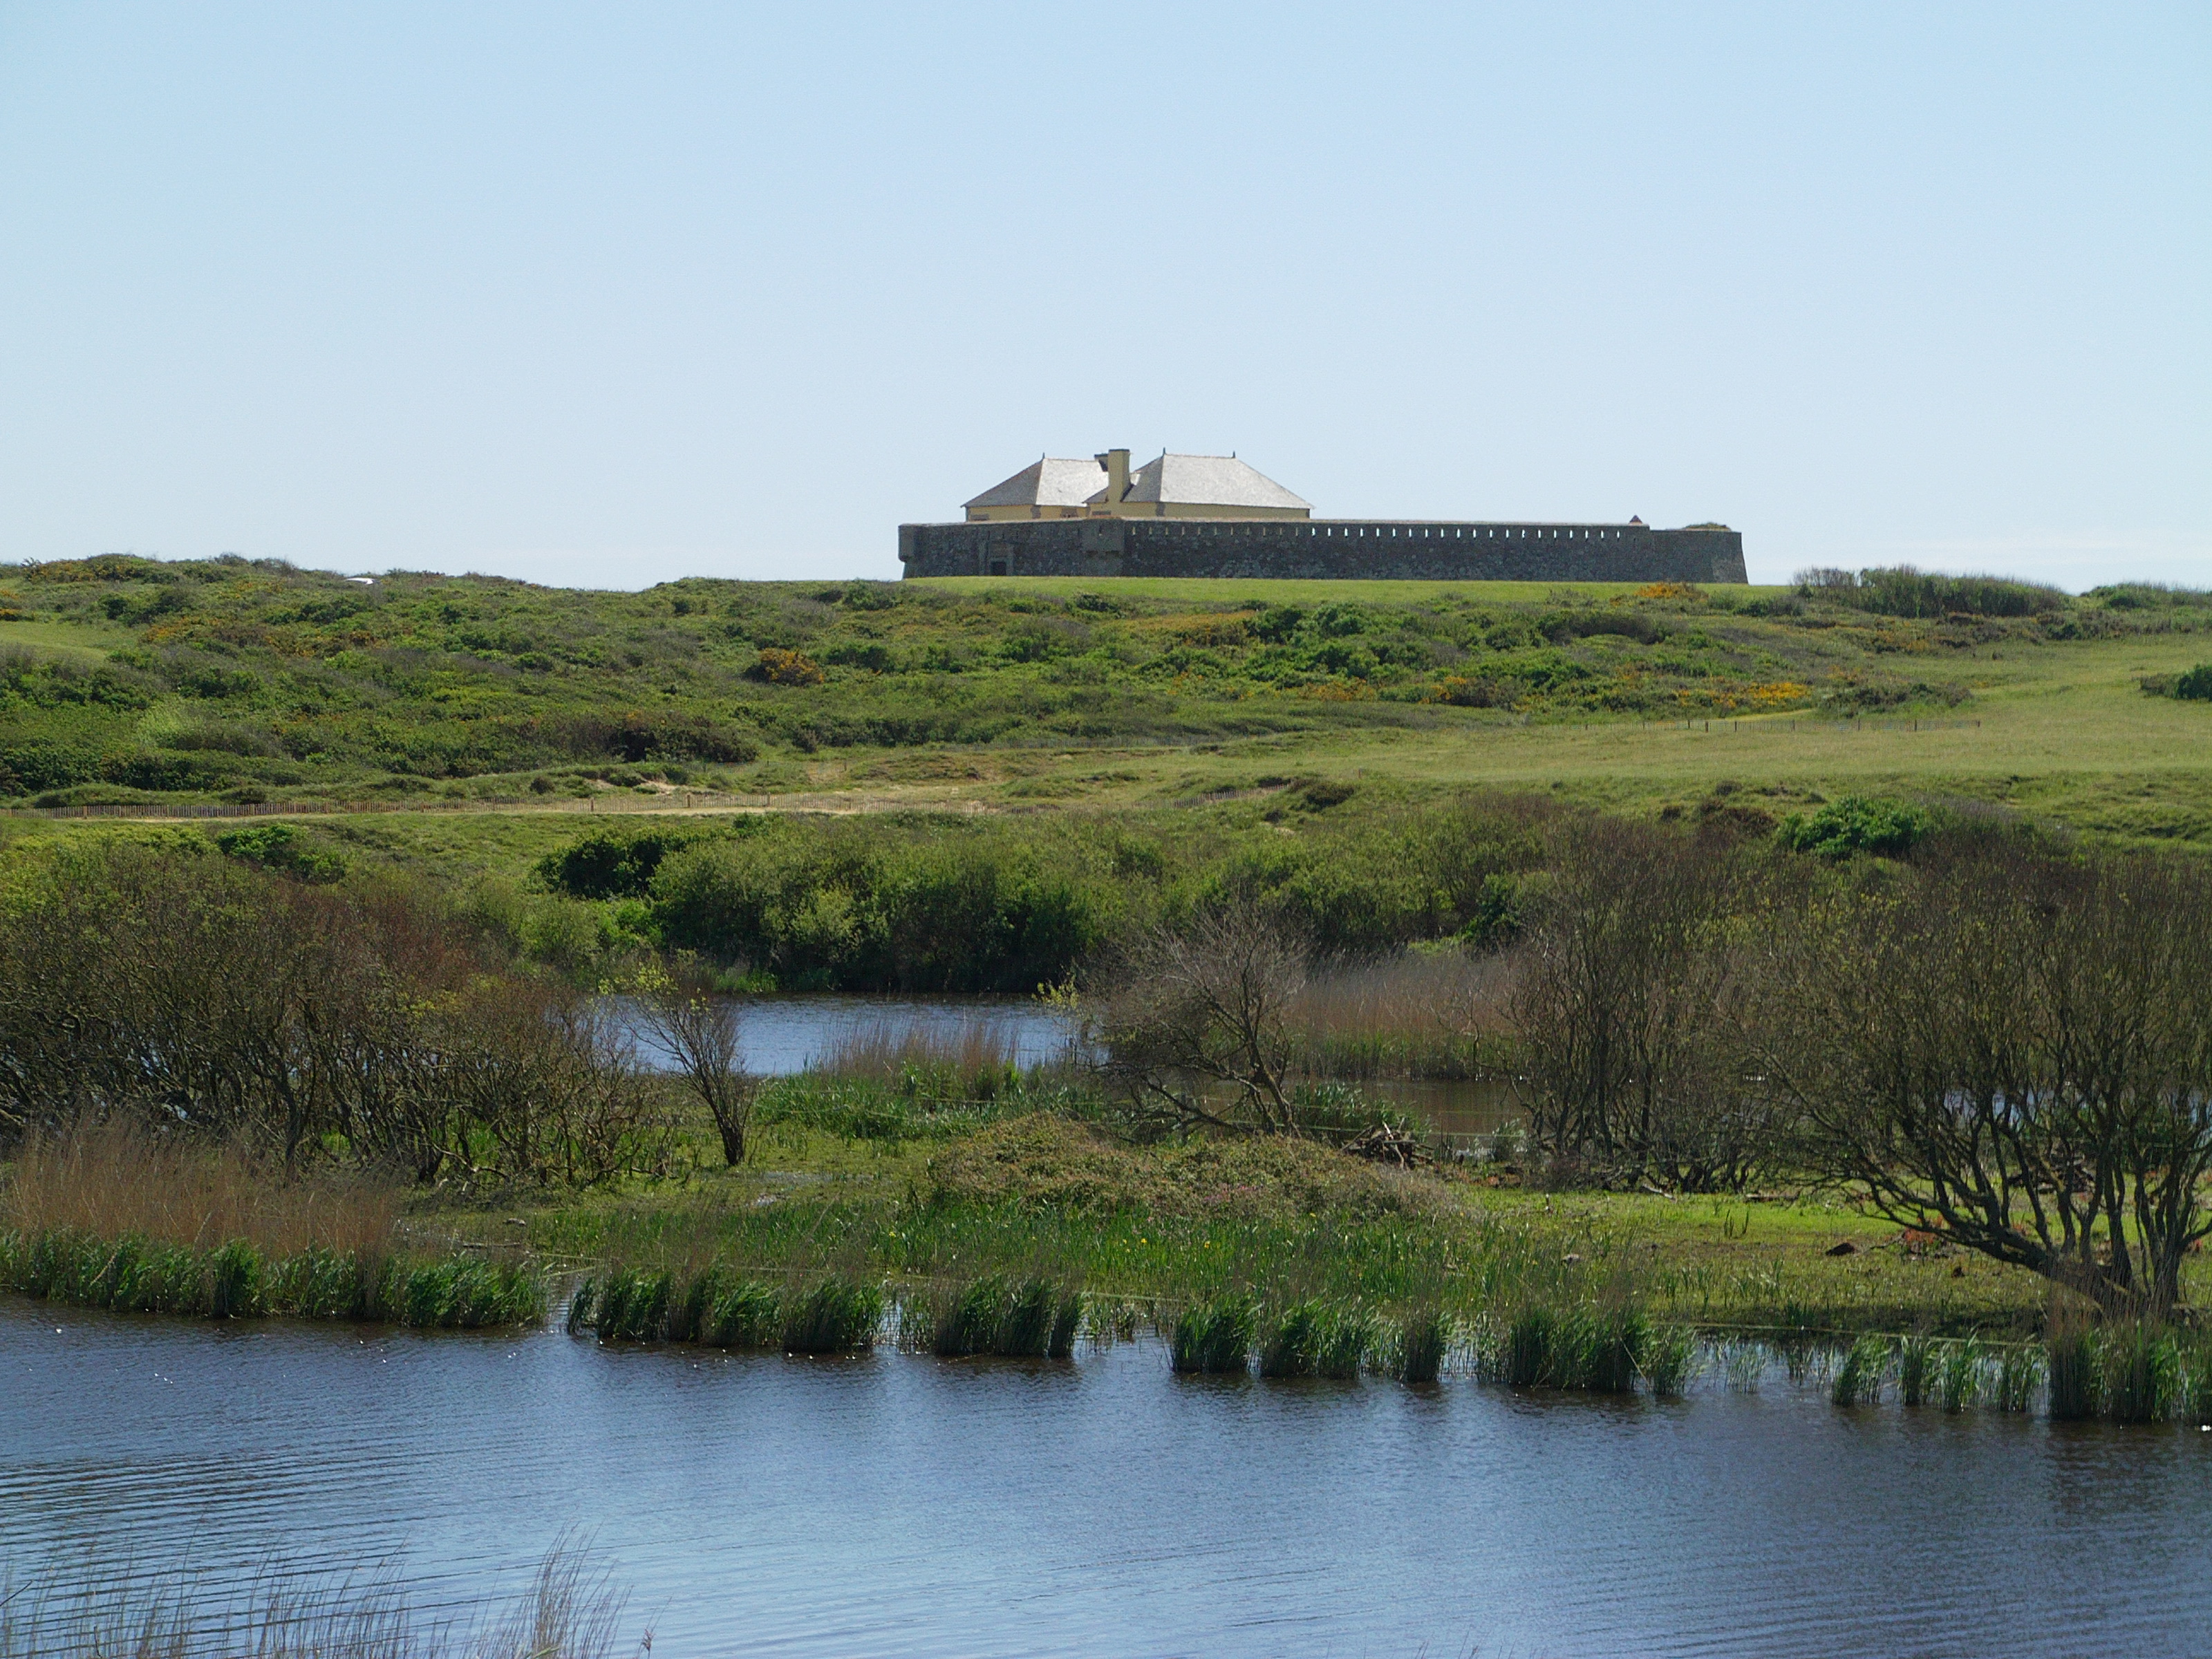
897, 519, 1747, 584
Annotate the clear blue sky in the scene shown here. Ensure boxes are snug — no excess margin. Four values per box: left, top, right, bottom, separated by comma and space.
2, 3, 2204, 589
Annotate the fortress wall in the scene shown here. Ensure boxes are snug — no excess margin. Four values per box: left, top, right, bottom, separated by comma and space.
898, 520, 1747, 584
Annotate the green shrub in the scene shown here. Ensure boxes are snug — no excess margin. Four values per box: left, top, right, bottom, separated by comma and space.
536, 824, 713, 900
1777, 795, 1933, 859
214, 823, 347, 883
2175, 664, 2212, 702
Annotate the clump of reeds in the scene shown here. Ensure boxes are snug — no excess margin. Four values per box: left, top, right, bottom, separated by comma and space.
1993, 1343, 2041, 1412
1895, 1333, 1934, 1407
917, 1274, 1082, 1359
777, 1277, 883, 1353
1393, 1307, 1451, 1385
1257, 1300, 1371, 1380
568, 1267, 882, 1353
1498, 1303, 1650, 1393
2045, 1312, 2099, 1421
1830, 1335, 1889, 1407
1639, 1324, 1695, 1397
1719, 1340, 1765, 1394
1938, 1338, 1985, 1413
1170, 1295, 1256, 1375
2184, 1335, 2212, 1427
2099, 1322, 2181, 1425
1, 1228, 543, 1329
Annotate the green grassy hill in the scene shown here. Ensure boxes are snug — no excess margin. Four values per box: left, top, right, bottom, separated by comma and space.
2, 553, 2209, 845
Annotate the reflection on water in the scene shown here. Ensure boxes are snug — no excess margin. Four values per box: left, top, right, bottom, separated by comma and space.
6, 1300, 2211, 1658
602, 993, 1521, 1134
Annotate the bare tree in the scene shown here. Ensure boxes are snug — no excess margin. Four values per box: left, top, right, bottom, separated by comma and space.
1763, 845, 2212, 1316
625, 957, 755, 1167
1091, 909, 1309, 1137
1511, 819, 1774, 1190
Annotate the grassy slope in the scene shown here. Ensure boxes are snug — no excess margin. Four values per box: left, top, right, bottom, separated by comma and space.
0, 559, 2206, 851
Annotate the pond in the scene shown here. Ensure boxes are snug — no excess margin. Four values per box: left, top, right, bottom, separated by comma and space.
606, 993, 1519, 1137
7, 1299, 2211, 1657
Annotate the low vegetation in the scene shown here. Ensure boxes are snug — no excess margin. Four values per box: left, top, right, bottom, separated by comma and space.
1, 555, 2207, 821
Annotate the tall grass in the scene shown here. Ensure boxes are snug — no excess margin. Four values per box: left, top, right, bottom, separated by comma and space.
1, 1228, 543, 1329
3, 1123, 395, 1258
1280, 952, 1512, 1081
0, 1541, 635, 1659
0, 1126, 540, 1329
568, 1266, 883, 1353
1171, 1296, 1257, 1375
1257, 1300, 1372, 1379
910, 1273, 1083, 1358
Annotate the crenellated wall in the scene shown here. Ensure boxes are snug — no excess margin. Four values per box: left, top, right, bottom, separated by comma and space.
898, 518, 1747, 584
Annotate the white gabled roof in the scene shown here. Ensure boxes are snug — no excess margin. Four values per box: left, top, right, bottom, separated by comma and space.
1110, 452, 1310, 511
964, 457, 1109, 511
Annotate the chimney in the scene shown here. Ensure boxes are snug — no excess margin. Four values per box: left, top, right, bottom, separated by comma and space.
1095, 448, 1131, 506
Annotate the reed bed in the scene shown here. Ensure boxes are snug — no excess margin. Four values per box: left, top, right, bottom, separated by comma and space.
3, 1124, 396, 1259
1256, 1300, 1373, 1379
0, 1228, 543, 1329
811, 1021, 1033, 1097
1393, 1306, 1451, 1385
899, 1273, 1084, 1359
0, 1541, 635, 1659
567, 1265, 883, 1353
1280, 951, 1513, 1082
0, 1127, 541, 1329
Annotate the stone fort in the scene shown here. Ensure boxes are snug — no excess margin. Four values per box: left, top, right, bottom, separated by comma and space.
899, 448, 1747, 584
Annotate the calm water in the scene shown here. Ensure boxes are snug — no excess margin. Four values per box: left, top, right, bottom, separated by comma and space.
6, 1299, 2211, 1657
608, 994, 1517, 1135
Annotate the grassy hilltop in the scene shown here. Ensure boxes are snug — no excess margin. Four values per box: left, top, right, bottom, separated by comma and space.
1, 554, 2209, 844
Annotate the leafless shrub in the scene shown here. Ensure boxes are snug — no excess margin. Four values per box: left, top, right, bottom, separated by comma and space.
621, 957, 756, 1167
0, 843, 675, 1189
1091, 909, 1310, 1137
1511, 818, 1777, 1191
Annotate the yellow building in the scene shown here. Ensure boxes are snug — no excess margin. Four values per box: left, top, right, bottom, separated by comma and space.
963, 448, 1311, 523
